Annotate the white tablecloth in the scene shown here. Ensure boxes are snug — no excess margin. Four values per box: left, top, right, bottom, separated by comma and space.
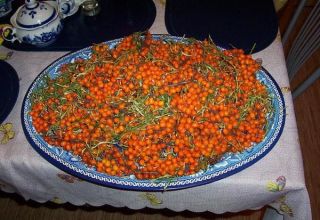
0, 1, 311, 219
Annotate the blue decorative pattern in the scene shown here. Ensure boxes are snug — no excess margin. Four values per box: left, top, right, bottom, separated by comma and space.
17, 3, 56, 29
28, 10, 36, 18
39, 4, 47, 10
21, 35, 286, 191
22, 23, 62, 46
20, 10, 27, 17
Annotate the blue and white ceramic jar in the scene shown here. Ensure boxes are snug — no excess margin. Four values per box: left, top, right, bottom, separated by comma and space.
2, 0, 64, 47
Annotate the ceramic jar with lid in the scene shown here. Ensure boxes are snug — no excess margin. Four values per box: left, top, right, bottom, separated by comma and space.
2, 0, 63, 47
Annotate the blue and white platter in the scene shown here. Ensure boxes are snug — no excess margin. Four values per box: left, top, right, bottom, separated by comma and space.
21, 35, 286, 191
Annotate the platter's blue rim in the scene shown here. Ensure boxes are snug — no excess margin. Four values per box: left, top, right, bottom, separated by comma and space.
0, 60, 20, 124
21, 35, 286, 191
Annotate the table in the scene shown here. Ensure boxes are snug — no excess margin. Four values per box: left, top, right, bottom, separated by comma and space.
0, 1, 311, 219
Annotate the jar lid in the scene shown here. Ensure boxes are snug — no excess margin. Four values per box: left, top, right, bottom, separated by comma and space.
15, 0, 57, 29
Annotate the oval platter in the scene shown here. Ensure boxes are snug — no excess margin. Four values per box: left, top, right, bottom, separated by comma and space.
21, 35, 286, 191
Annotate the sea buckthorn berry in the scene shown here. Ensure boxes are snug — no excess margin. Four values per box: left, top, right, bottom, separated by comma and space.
29, 32, 271, 179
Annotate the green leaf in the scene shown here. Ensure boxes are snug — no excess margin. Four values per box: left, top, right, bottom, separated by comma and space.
281, 87, 291, 93
266, 181, 279, 192
51, 197, 65, 204
1, 135, 9, 145
249, 43, 257, 54
7, 131, 15, 139
0, 51, 13, 60
140, 193, 162, 206
3, 123, 13, 132
0, 123, 15, 144
280, 201, 294, 217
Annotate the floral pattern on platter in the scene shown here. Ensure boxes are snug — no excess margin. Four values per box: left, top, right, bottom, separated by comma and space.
22, 23, 62, 46
21, 35, 286, 191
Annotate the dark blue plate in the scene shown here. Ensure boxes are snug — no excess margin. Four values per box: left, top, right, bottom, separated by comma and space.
0, 60, 19, 124
165, 0, 278, 54
21, 35, 286, 191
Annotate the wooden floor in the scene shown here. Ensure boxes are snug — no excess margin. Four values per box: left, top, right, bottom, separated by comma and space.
0, 2, 319, 220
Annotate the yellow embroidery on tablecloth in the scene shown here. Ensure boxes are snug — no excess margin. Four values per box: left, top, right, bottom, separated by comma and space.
157, 0, 166, 6
0, 51, 13, 61
281, 87, 291, 93
140, 192, 162, 206
0, 123, 15, 144
266, 176, 294, 217
51, 197, 64, 204
266, 176, 286, 192
278, 195, 294, 217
